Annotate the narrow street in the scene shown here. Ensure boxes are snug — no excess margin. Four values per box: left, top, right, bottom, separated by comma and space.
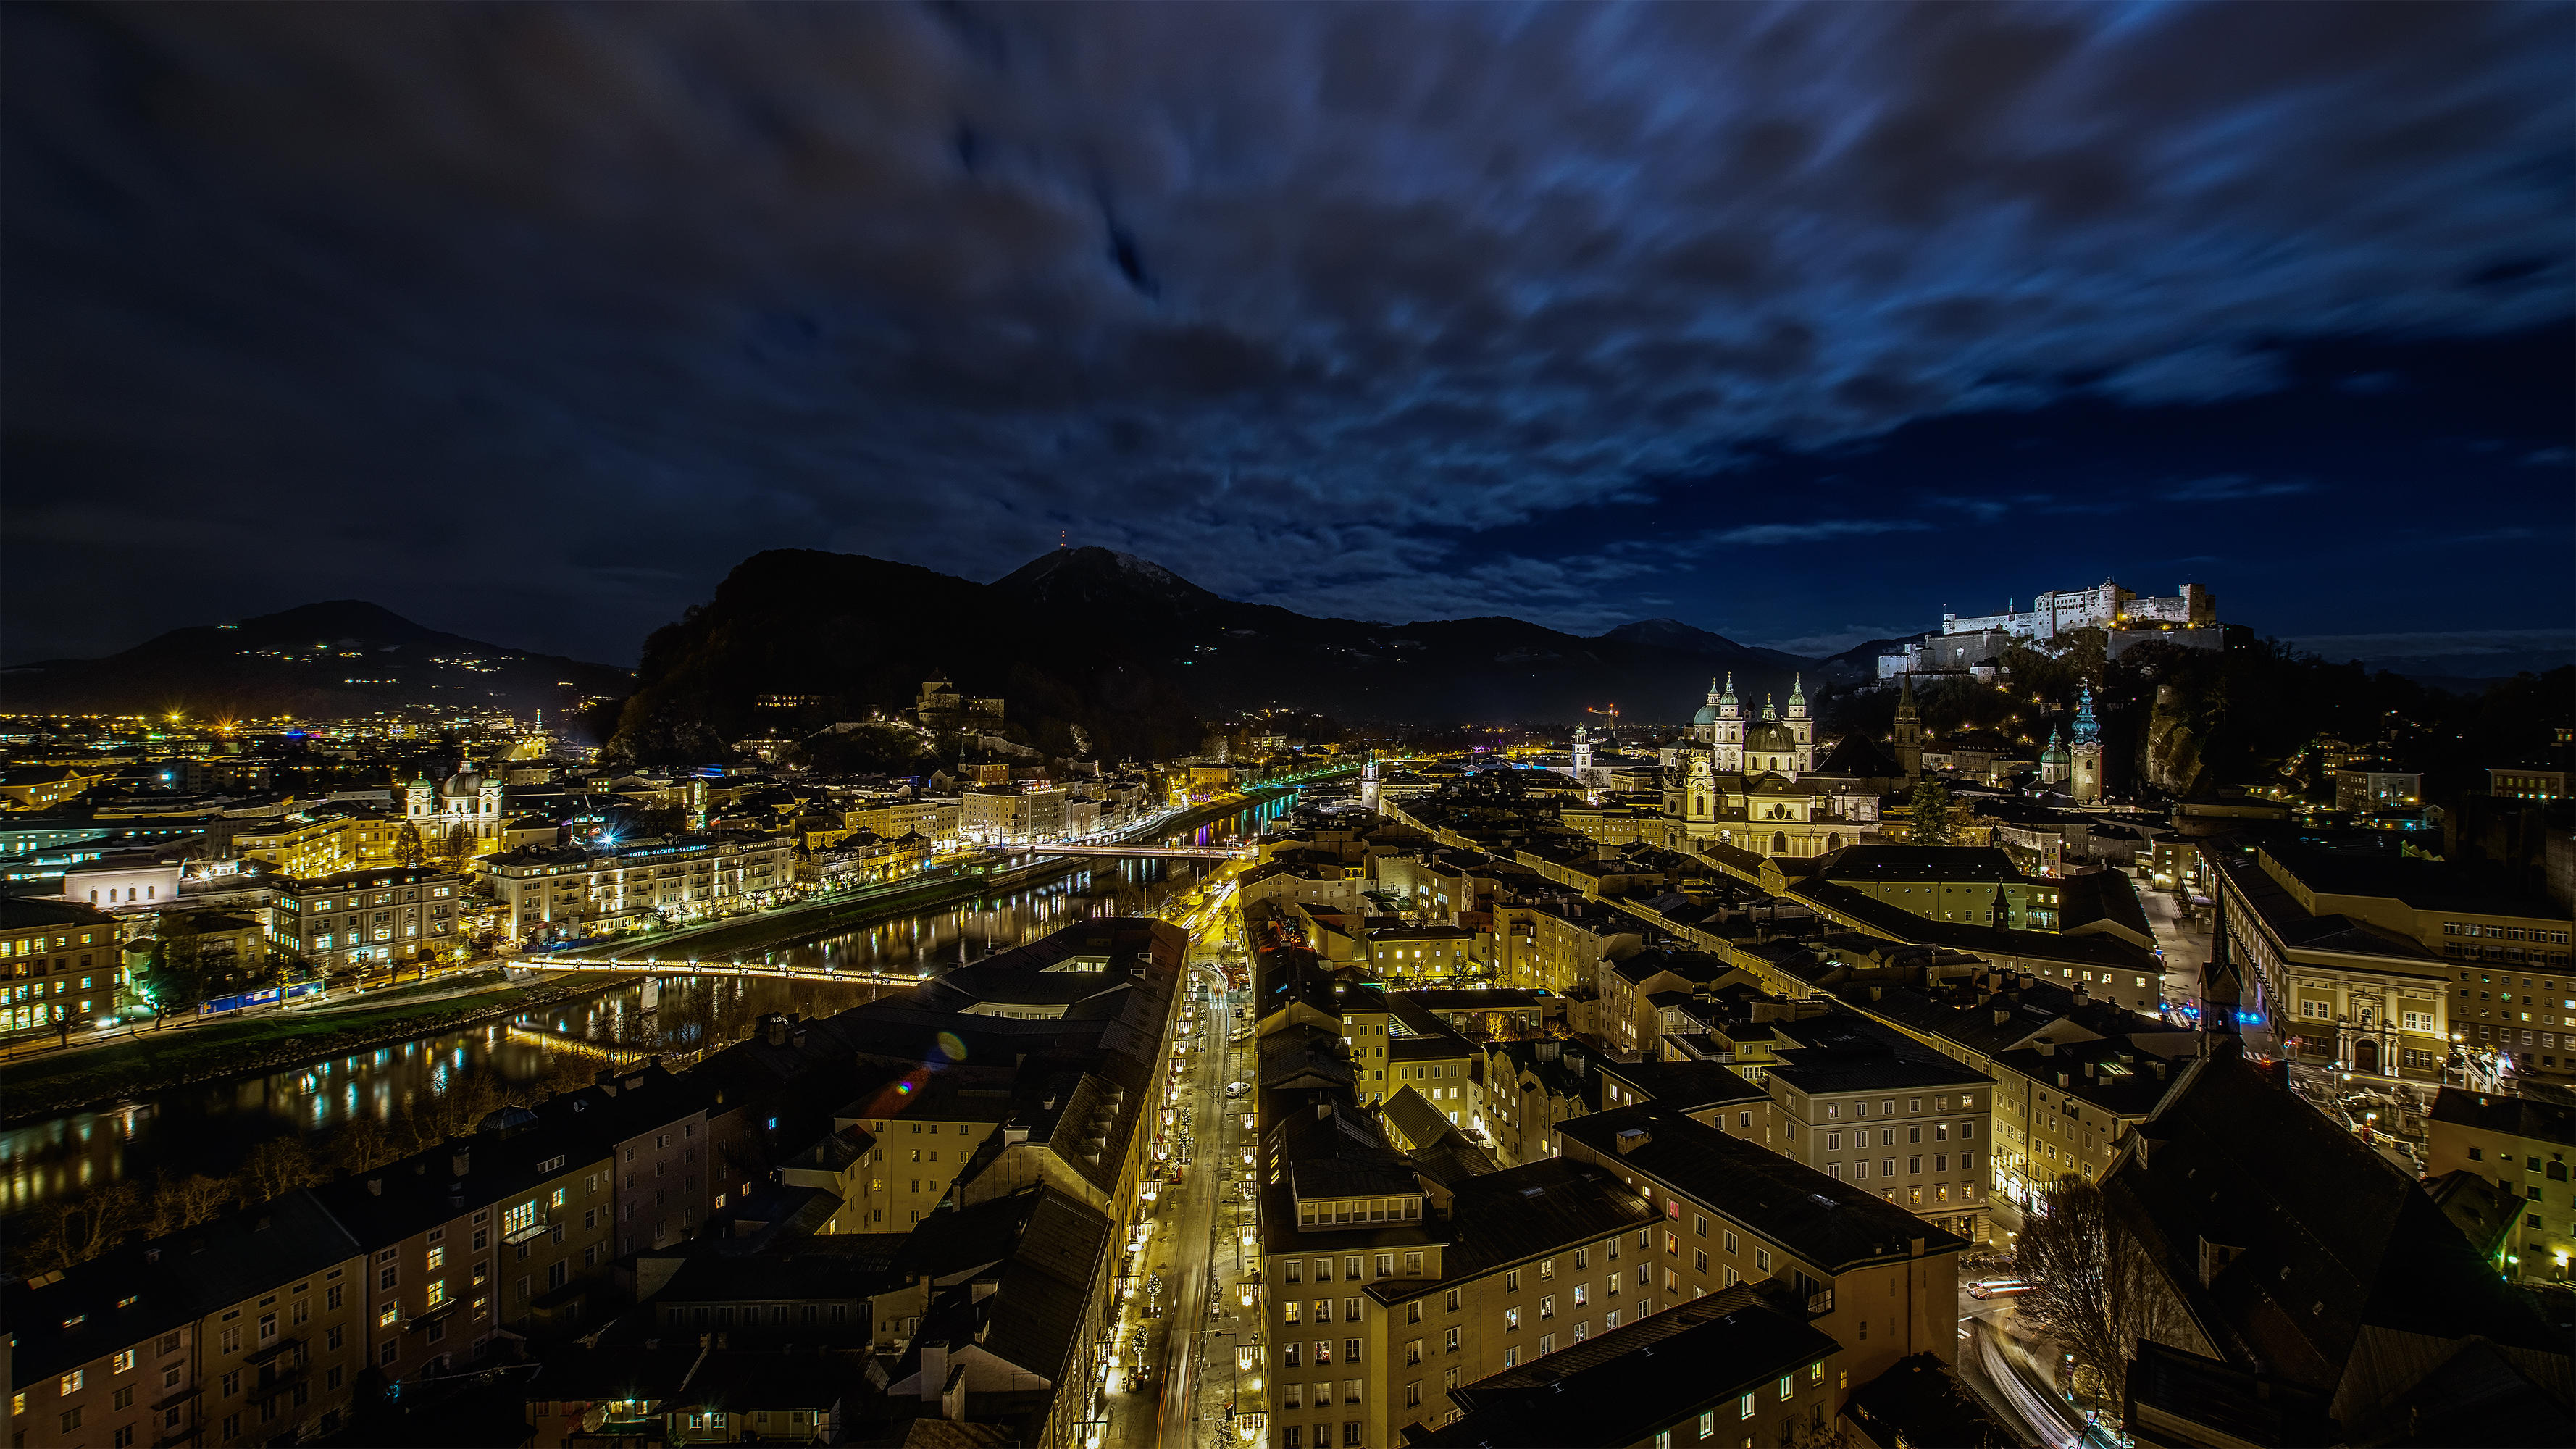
1087, 871, 1260, 1449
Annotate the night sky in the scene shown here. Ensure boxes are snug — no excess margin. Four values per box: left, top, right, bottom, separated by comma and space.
4, 3, 2570, 671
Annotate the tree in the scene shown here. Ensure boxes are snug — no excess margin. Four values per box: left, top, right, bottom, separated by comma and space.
1907, 779, 1954, 844
147, 1172, 235, 1237
133, 922, 204, 1017
9, 1179, 149, 1277
238, 1137, 319, 1203
2012, 1176, 2193, 1414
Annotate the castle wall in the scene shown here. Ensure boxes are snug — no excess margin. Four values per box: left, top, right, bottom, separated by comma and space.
1941, 580, 2215, 640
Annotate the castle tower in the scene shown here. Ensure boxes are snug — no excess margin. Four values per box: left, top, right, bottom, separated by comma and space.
2070, 682, 2104, 804
1891, 674, 1923, 782
1711, 675, 1745, 774
1571, 722, 1593, 774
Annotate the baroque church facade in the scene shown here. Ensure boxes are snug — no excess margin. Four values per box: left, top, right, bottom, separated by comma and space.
1657, 675, 1908, 859
406, 763, 505, 857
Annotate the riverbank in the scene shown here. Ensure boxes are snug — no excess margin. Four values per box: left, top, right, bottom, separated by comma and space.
0, 972, 624, 1127
0, 777, 1337, 1129
553, 779, 1329, 964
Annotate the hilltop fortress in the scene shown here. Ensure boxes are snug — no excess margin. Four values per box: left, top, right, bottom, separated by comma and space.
1880, 577, 2222, 680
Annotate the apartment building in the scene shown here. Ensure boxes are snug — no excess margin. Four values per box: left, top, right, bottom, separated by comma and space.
310, 1125, 616, 1387
2422, 1086, 2574, 1282
1498, 901, 1643, 995
1, 896, 119, 1032
484, 831, 794, 943
5, 1190, 367, 1449
846, 797, 960, 849
1366, 926, 1476, 985
230, 807, 411, 880
1555, 1106, 1966, 1392
830, 1074, 1013, 1229
2217, 846, 2575, 1081
267, 866, 465, 974
1417, 1288, 1844, 1449
958, 784, 1069, 845
1253, 1104, 1657, 1449
1597, 948, 1736, 1058
1762, 1037, 1995, 1245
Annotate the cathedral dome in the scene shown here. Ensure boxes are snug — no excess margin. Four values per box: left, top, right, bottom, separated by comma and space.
1744, 720, 1795, 754
1693, 702, 1720, 726
440, 769, 484, 797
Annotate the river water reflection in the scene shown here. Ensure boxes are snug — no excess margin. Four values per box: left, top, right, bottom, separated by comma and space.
0, 795, 1292, 1216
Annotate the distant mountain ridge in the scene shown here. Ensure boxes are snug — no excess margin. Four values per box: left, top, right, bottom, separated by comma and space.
0, 600, 632, 719
605, 546, 1826, 762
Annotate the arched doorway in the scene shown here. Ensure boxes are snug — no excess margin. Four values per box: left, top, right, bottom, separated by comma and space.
1826, 833, 1844, 852
2354, 1037, 2380, 1074
1771, 831, 1789, 855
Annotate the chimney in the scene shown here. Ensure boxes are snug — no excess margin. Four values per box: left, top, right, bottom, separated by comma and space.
919, 1342, 950, 1402
2057, 1071, 2072, 1088
2035, 1039, 2055, 1056
367, 1177, 384, 1196
1615, 1127, 1652, 1155
595, 1070, 621, 1097
1316, 1101, 1332, 1122
451, 1148, 472, 1177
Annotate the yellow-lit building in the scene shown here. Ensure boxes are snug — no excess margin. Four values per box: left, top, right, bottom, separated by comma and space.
233, 809, 414, 878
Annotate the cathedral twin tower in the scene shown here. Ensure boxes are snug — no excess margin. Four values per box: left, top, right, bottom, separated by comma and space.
1691, 673, 1815, 777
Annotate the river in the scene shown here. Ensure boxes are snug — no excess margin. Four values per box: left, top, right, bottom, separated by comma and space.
0, 793, 1296, 1219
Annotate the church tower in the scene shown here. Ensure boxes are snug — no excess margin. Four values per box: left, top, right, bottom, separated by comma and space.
1710, 675, 1745, 774
1360, 748, 1380, 812
2070, 682, 2104, 804
1891, 674, 1923, 781
1684, 751, 1716, 835
1786, 675, 1815, 774
1571, 722, 1593, 775
2041, 726, 2072, 787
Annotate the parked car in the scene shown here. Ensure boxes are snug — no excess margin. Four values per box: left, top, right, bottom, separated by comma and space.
1967, 1278, 2038, 1300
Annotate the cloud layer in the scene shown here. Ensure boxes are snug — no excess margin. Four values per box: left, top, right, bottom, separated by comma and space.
3, 2, 2570, 660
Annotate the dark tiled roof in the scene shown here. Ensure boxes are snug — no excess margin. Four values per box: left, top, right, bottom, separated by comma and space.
1426, 1158, 1657, 1282
1418, 1286, 1839, 1448
1839, 1352, 2021, 1449
1558, 1106, 1964, 1272
2427, 1085, 2576, 1149
1815, 843, 2023, 882
2260, 844, 2572, 922
1789, 879, 2160, 972
1592, 1058, 1770, 1114
2103, 1053, 2565, 1406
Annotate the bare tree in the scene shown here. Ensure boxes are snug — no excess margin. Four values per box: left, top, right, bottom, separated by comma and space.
2012, 1175, 2191, 1412
147, 1172, 235, 1237
238, 1137, 320, 1203
10, 1179, 150, 1276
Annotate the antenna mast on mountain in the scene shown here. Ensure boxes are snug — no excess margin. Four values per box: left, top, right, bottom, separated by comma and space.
1059, 530, 1068, 550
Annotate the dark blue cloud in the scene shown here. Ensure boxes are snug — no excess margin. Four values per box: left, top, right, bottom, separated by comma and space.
1, 1, 2569, 663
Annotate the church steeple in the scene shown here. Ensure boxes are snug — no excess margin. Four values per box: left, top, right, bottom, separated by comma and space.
1891, 673, 1923, 782
1761, 694, 1778, 723
1718, 673, 1740, 717
2072, 682, 2100, 745
1786, 675, 1807, 719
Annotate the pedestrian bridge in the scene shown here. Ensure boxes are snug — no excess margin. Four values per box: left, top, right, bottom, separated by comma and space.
989, 843, 1255, 860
